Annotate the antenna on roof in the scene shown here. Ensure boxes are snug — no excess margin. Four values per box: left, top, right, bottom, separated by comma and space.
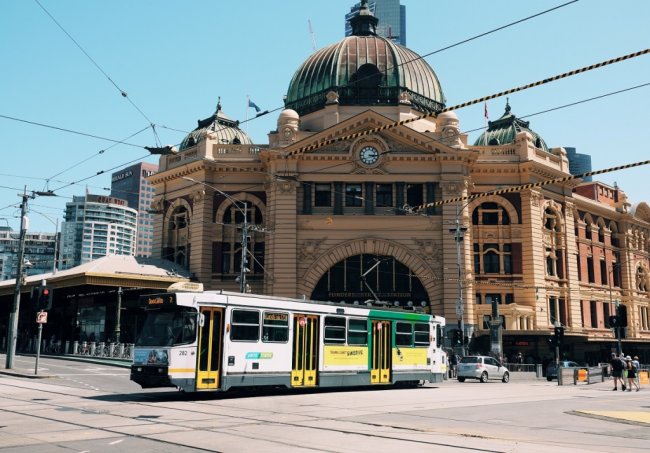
308, 19, 317, 51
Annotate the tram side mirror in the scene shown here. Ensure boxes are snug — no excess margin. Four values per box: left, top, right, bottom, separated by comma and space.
198, 313, 205, 327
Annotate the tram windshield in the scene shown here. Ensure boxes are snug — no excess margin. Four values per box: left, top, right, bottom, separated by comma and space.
136, 307, 198, 347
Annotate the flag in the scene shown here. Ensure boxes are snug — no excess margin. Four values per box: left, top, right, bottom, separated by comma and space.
248, 99, 261, 112
484, 102, 489, 120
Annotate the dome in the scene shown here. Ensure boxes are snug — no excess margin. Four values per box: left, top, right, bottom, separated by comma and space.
474, 101, 548, 151
284, 1, 445, 116
179, 100, 252, 150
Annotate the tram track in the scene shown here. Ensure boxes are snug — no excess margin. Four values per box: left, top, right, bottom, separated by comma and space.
0, 378, 510, 452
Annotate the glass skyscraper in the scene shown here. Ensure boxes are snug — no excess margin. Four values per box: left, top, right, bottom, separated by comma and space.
565, 147, 592, 182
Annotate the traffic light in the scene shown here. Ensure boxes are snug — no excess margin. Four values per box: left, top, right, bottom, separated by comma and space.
554, 326, 565, 345
37, 286, 52, 310
616, 304, 628, 327
451, 329, 462, 345
608, 315, 619, 328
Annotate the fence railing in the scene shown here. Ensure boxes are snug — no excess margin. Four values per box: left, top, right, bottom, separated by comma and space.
71, 341, 133, 360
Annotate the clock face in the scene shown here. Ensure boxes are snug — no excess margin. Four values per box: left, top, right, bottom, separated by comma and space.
359, 146, 379, 165
283, 127, 293, 138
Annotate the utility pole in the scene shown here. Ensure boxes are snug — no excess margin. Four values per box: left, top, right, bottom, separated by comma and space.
114, 287, 123, 343
450, 202, 468, 356
239, 202, 249, 294
5, 188, 30, 369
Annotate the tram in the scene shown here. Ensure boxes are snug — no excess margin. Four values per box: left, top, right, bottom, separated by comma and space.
130, 284, 446, 392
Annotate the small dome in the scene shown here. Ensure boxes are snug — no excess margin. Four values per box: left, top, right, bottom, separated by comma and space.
278, 109, 299, 121
285, 1, 444, 116
474, 101, 548, 151
179, 99, 252, 150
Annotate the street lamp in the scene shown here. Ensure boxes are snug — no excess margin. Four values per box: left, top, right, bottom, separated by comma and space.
31, 209, 59, 274
183, 177, 250, 293
608, 262, 624, 355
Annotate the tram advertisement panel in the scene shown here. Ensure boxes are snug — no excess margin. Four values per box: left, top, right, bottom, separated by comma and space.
323, 346, 367, 366
392, 348, 427, 366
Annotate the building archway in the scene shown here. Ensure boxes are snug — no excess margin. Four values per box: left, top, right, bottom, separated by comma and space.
299, 238, 439, 311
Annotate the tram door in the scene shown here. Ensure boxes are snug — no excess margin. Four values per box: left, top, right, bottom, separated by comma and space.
291, 314, 318, 387
196, 308, 223, 390
371, 320, 391, 384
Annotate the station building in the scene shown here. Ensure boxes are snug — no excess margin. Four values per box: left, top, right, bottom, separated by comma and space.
147, 2, 650, 364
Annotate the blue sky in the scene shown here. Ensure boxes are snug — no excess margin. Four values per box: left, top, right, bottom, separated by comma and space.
1, 0, 648, 232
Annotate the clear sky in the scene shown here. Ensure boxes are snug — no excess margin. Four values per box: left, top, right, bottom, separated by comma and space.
1, 0, 648, 233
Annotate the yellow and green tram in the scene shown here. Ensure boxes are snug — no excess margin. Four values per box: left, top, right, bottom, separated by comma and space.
130, 288, 446, 392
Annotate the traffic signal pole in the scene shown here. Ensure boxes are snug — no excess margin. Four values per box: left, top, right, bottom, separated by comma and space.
5, 188, 29, 369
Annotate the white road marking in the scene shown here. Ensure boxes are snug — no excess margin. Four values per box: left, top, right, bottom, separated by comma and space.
108, 439, 124, 445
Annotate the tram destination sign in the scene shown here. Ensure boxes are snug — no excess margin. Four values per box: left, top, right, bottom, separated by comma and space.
139, 293, 177, 307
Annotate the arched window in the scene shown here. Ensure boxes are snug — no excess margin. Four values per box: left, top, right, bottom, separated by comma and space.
543, 206, 564, 279
471, 200, 515, 276
165, 205, 190, 267
219, 201, 265, 277
637, 266, 648, 292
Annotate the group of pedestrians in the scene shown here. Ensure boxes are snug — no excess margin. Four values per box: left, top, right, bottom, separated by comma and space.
609, 352, 640, 392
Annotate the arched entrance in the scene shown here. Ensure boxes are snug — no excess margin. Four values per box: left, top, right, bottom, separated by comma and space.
310, 254, 429, 307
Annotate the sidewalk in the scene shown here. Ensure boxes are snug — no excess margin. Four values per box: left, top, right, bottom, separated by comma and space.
0, 353, 130, 379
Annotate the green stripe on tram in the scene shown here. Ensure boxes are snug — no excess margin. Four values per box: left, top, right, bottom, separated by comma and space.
368, 310, 430, 321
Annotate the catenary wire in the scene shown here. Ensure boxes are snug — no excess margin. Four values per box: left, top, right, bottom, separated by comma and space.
33, 0, 160, 145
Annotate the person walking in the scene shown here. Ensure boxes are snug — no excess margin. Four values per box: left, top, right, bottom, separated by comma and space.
610, 352, 625, 391
626, 356, 640, 392
632, 356, 641, 388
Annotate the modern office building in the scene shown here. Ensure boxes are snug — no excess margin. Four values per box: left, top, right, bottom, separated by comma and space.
565, 147, 593, 182
345, 0, 406, 45
148, 3, 650, 363
59, 194, 137, 269
110, 162, 159, 257
0, 227, 58, 281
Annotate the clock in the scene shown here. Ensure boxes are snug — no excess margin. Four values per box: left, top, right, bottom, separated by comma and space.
283, 127, 293, 138
359, 146, 379, 165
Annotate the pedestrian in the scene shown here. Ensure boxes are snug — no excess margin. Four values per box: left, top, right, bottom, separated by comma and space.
450, 352, 458, 378
625, 356, 640, 392
609, 352, 625, 391
632, 356, 641, 388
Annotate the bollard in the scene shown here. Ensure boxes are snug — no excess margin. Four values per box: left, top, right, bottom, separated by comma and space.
90, 342, 96, 356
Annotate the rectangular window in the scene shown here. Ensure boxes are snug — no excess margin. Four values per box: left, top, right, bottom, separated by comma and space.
600, 260, 608, 285
483, 315, 491, 329
589, 301, 598, 328
376, 184, 393, 207
262, 311, 289, 343
314, 183, 332, 207
347, 318, 368, 345
345, 184, 362, 207
230, 309, 260, 341
414, 323, 430, 346
587, 257, 595, 283
395, 322, 413, 346
324, 316, 346, 344
406, 183, 423, 207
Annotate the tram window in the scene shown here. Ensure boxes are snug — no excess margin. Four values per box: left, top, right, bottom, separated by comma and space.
324, 316, 346, 344
231, 309, 260, 341
395, 322, 413, 346
347, 318, 368, 345
414, 323, 430, 347
262, 311, 289, 343
436, 324, 442, 348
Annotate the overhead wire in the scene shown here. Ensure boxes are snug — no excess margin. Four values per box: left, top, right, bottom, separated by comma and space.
284, 48, 650, 158
33, 0, 160, 145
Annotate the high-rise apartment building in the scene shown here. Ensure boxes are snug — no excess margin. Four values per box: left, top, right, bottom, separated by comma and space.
0, 227, 58, 280
110, 162, 158, 257
60, 194, 137, 269
345, 0, 406, 45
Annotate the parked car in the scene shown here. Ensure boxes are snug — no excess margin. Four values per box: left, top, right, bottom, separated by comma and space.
457, 355, 509, 383
546, 360, 580, 381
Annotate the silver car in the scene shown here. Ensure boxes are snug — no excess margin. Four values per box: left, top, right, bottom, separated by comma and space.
457, 355, 509, 383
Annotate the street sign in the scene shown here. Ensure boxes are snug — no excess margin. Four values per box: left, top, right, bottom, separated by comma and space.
455, 303, 464, 316
36, 311, 48, 324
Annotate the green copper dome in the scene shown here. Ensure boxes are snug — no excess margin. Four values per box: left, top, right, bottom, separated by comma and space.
284, 1, 445, 116
179, 99, 252, 151
474, 101, 548, 151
